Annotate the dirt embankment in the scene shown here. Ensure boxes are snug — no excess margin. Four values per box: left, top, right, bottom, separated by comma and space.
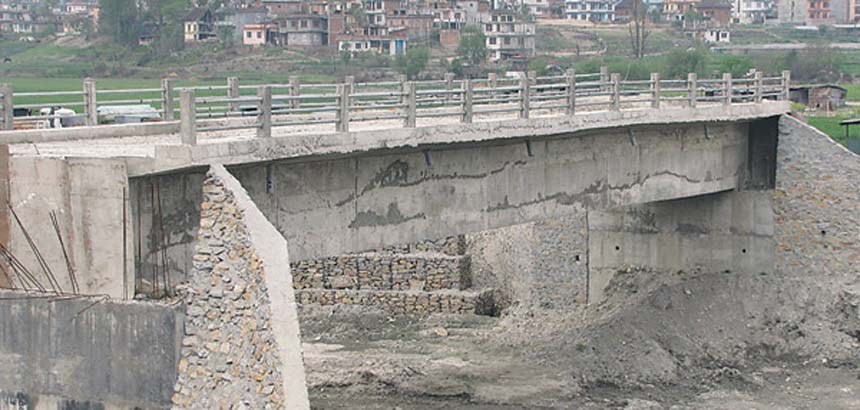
300, 115, 860, 409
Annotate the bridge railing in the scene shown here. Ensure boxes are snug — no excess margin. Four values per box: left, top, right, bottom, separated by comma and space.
0, 70, 789, 138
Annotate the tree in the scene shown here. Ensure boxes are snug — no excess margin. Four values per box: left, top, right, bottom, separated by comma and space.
99, 0, 140, 46
717, 55, 753, 77
395, 47, 430, 80
458, 25, 487, 67
628, 0, 650, 59
664, 48, 708, 79
217, 25, 235, 49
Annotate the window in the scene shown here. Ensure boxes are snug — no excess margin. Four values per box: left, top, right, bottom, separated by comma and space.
503, 37, 510, 45
257, 31, 262, 38
489, 37, 496, 44
246, 31, 252, 38
301, 20, 307, 27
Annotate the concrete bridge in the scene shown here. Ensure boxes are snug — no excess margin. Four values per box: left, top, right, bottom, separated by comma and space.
0, 71, 790, 409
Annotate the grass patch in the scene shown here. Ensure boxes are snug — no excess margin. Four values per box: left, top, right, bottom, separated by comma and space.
807, 115, 856, 145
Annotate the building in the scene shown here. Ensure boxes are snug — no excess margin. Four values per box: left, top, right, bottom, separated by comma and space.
483, 10, 535, 61
217, 7, 271, 42
338, 35, 408, 56
789, 85, 847, 110
697, 0, 732, 26
702, 27, 731, 42
387, 10, 434, 38
778, 0, 836, 24
64, 1, 93, 14
564, 0, 618, 21
242, 22, 278, 46
262, 0, 304, 15
275, 14, 328, 46
732, 0, 769, 23
184, 8, 216, 43
520, 0, 552, 16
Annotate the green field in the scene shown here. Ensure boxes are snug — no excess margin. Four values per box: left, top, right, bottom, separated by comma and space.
807, 115, 855, 145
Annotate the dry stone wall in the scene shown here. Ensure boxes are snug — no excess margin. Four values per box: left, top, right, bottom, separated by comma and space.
296, 288, 495, 315
291, 252, 469, 292
172, 168, 304, 409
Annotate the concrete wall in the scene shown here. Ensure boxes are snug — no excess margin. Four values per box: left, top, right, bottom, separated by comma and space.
7, 157, 133, 299
0, 291, 183, 409
587, 190, 775, 303
129, 170, 205, 297
228, 121, 752, 261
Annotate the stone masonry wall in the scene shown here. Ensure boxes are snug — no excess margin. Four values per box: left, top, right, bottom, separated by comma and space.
291, 252, 469, 292
295, 288, 495, 315
172, 171, 287, 409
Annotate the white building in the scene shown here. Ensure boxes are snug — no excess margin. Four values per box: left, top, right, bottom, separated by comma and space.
732, 0, 768, 23
482, 10, 535, 61
564, 0, 617, 22
703, 28, 731, 42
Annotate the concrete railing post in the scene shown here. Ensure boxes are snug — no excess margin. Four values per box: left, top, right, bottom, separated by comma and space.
227, 77, 239, 112
289, 75, 300, 109
687, 72, 697, 108
161, 78, 175, 121
404, 81, 416, 128
444, 73, 455, 103
781, 70, 791, 101
0, 84, 12, 131
610, 73, 620, 111
650, 72, 661, 109
754, 70, 763, 103
723, 73, 733, 106
179, 89, 196, 145
397, 74, 408, 109
566, 69, 576, 115
462, 79, 473, 124
257, 85, 272, 139
600, 66, 609, 92
83, 78, 97, 126
336, 83, 350, 132
519, 72, 530, 119
488, 72, 497, 101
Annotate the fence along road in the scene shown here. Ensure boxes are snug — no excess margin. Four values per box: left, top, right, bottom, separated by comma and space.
0, 69, 791, 149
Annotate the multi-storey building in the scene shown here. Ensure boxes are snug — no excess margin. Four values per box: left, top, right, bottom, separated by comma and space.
564, 0, 617, 22
482, 10, 535, 60
732, 0, 768, 23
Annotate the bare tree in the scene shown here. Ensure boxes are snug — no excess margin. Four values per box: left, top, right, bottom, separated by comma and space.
628, 0, 650, 59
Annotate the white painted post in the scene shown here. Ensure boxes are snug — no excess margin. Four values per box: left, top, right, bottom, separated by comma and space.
610, 73, 620, 111
462, 79, 473, 124
0, 84, 12, 131
650, 72, 661, 109
519, 72, 530, 119
257, 85, 272, 139
83, 78, 97, 126
227, 77, 239, 112
444, 73, 455, 103
687, 72, 697, 108
161, 78, 175, 121
179, 89, 196, 145
404, 81, 416, 128
781, 70, 791, 101
289, 75, 300, 109
754, 70, 763, 103
723, 73, 733, 106
566, 69, 576, 115
336, 83, 350, 132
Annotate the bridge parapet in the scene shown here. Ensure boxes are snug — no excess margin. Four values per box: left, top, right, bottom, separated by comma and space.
0, 70, 790, 144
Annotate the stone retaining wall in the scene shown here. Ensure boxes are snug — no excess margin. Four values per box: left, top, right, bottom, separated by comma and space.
295, 288, 495, 315
172, 165, 309, 409
291, 253, 470, 292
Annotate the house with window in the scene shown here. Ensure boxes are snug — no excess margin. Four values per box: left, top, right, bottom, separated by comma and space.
483, 10, 535, 61
184, 8, 216, 43
702, 28, 730, 42
338, 34, 408, 56
275, 14, 328, 46
242, 22, 278, 46
564, 0, 618, 22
